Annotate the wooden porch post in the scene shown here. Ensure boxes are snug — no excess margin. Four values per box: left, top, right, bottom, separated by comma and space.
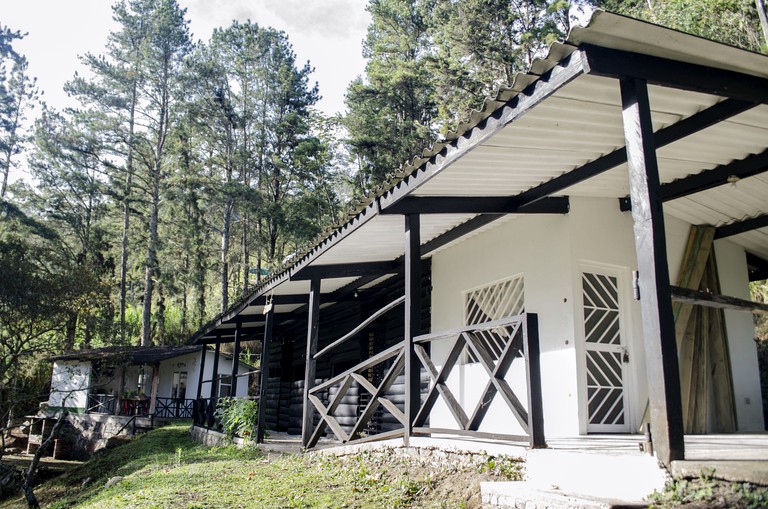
196, 345, 206, 400
115, 366, 126, 416
404, 214, 421, 446
620, 77, 684, 465
230, 320, 242, 397
211, 338, 221, 400
523, 313, 546, 448
257, 306, 274, 443
148, 363, 160, 415
302, 277, 321, 447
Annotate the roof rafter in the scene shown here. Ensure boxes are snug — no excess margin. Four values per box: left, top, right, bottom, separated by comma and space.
381, 196, 569, 215
582, 44, 768, 104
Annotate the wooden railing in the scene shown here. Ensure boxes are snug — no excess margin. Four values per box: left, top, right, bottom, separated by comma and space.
305, 312, 544, 449
192, 397, 222, 431
87, 394, 117, 415
155, 398, 195, 419
306, 342, 406, 448
412, 313, 545, 448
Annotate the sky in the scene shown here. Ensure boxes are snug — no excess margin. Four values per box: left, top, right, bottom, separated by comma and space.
2, 0, 371, 117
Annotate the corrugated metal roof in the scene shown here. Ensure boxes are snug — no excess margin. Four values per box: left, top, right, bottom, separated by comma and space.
189, 10, 768, 343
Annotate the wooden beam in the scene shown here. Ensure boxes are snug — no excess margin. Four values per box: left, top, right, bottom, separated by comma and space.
381, 196, 569, 215
301, 278, 321, 448
315, 295, 405, 360
621, 77, 684, 465
230, 321, 242, 397
195, 346, 206, 400
404, 214, 421, 446
715, 213, 768, 239
671, 286, 768, 314
291, 261, 399, 281
148, 363, 160, 415
517, 98, 755, 207
584, 44, 768, 104
664, 150, 768, 203
523, 314, 546, 448
257, 307, 273, 443
211, 340, 221, 399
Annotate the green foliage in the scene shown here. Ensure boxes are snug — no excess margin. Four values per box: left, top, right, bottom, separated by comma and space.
593, 0, 766, 52
214, 397, 259, 439
344, 0, 574, 191
648, 470, 768, 509
4, 424, 514, 509
344, 0, 438, 190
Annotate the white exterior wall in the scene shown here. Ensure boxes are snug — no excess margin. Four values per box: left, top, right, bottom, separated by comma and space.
157, 352, 199, 399
429, 196, 763, 437
714, 240, 764, 431
431, 212, 578, 437
189, 350, 251, 399
49, 360, 91, 411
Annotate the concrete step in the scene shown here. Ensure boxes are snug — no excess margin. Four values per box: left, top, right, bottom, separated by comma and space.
522, 449, 667, 502
481, 482, 647, 509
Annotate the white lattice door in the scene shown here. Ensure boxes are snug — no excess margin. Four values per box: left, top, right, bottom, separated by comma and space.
581, 271, 631, 433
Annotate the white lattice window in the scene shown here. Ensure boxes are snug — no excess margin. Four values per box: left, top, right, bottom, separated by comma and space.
463, 275, 525, 363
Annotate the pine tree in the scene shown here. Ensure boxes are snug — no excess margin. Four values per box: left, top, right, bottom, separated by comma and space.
0, 24, 38, 200
344, 0, 438, 191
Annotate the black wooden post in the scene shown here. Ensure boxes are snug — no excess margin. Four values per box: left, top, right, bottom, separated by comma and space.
620, 77, 684, 465
257, 306, 274, 443
523, 313, 546, 448
302, 277, 321, 448
404, 214, 421, 446
196, 345, 206, 400
211, 339, 221, 400
230, 320, 242, 397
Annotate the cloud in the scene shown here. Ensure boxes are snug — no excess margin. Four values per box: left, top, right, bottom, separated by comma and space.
258, 0, 369, 39
181, 0, 369, 42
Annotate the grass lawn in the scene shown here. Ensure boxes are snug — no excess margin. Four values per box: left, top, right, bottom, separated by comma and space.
0, 423, 521, 509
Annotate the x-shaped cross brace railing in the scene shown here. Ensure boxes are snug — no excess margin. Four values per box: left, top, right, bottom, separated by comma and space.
306, 343, 406, 448
413, 320, 530, 433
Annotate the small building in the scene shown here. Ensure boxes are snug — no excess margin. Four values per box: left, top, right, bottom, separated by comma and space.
48, 345, 252, 419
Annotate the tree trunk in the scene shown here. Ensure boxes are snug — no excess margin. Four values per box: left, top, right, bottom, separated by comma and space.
220, 197, 233, 313
64, 314, 77, 351
242, 213, 249, 292
140, 51, 170, 347
757, 0, 768, 46
140, 166, 160, 347
23, 412, 68, 509
119, 79, 139, 345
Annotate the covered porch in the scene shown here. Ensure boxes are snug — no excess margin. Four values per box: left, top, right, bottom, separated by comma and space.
188, 10, 768, 475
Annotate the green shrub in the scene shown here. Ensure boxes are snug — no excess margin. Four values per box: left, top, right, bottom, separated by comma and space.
214, 397, 259, 439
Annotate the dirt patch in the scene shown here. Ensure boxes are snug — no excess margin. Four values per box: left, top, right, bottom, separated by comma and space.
325, 446, 524, 508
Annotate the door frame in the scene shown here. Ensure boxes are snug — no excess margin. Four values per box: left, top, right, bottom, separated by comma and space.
575, 261, 635, 434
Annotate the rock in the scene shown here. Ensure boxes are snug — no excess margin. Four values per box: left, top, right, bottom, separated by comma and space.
104, 476, 123, 489
0, 463, 23, 499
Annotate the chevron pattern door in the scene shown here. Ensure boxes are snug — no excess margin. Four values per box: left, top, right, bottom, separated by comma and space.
582, 271, 630, 432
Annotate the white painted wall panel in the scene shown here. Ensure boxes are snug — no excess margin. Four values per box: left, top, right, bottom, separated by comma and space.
714, 240, 764, 431
49, 360, 91, 411
429, 196, 764, 437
